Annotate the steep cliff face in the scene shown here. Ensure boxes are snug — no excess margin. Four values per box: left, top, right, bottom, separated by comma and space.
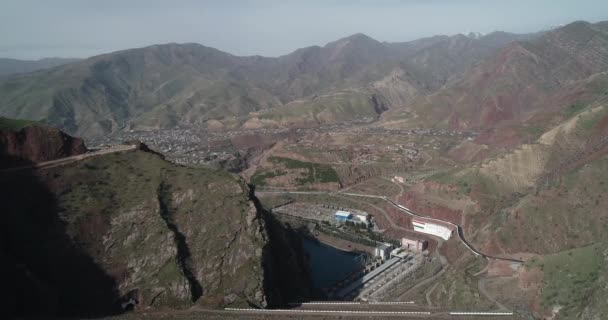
252, 190, 313, 306
1, 148, 311, 318
0, 120, 87, 167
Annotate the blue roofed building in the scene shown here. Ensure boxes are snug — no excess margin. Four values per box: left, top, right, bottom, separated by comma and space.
334, 210, 352, 221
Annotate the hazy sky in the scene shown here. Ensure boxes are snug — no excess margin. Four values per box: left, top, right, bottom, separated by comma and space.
1, 0, 607, 60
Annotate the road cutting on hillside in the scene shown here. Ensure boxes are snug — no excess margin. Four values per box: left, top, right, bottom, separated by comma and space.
0, 144, 138, 173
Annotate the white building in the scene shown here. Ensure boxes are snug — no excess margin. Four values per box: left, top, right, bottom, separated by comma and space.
374, 243, 393, 260
355, 212, 370, 223
412, 219, 453, 240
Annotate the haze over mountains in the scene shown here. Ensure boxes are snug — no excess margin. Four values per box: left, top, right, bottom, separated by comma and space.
0, 26, 540, 138
0, 57, 80, 77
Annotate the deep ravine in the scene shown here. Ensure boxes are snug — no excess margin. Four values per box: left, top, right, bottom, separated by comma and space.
157, 180, 204, 302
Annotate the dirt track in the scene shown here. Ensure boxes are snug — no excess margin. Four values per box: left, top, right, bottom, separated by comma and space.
0, 144, 137, 173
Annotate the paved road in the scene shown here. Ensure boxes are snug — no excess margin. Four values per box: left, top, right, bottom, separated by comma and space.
116, 305, 518, 319
224, 307, 516, 318
0, 144, 137, 173
256, 189, 524, 264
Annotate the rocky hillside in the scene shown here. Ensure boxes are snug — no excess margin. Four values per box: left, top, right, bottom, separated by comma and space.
1, 145, 311, 318
391, 21, 608, 131
0, 32, 531, 138
0, 117, 87, 168
407, 95, 608, 318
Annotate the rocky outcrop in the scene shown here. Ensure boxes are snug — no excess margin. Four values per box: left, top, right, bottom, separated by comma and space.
250, 187, 313, 306
1, 147, 311, 318
0, 124, 86, 168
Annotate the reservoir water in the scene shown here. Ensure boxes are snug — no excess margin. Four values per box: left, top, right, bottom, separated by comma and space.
302, 237, 365, 289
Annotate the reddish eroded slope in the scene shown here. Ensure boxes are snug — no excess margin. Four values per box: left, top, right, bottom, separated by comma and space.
397, 187, 465, 225
0, 125, 87, 167
405, 21, 608, 130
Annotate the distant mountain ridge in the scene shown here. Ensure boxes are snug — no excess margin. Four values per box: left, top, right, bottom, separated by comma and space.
0, 57, 80, 77
0, 30, 537, 137
0, 27, 551, 138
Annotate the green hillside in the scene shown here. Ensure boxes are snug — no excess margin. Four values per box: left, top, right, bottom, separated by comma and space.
1, 149, 311, 316
0, 117, 39, 130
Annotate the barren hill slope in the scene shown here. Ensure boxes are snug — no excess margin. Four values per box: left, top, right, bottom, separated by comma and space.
391, 21, 608, 130
412, 96, 608, 318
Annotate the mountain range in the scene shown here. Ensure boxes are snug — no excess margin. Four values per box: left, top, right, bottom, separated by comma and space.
394, 21, 608, 130
4, 22, 607, 140
0, 28, 538, 137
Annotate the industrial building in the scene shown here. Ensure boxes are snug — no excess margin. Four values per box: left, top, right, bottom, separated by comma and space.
401, 237, 428, 252
411, 219, 453, 240
335, 210, 369, 224
334, 210, 352, 221
374, 243, 393, 260
355, 212, 370, 223
390, 247, 409, 259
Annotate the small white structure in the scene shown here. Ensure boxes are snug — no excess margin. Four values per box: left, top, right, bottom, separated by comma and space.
374, 243, 393, 260
392, 176, 405, 183
355, 212, 370, 223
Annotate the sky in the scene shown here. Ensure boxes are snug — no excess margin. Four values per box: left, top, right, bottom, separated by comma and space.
1, 0, 607, 60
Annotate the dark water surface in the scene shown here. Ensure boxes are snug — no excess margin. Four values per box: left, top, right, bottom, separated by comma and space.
301, 237, 365, 288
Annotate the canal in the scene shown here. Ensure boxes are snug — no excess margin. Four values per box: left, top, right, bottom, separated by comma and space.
302, 237, 366, 289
